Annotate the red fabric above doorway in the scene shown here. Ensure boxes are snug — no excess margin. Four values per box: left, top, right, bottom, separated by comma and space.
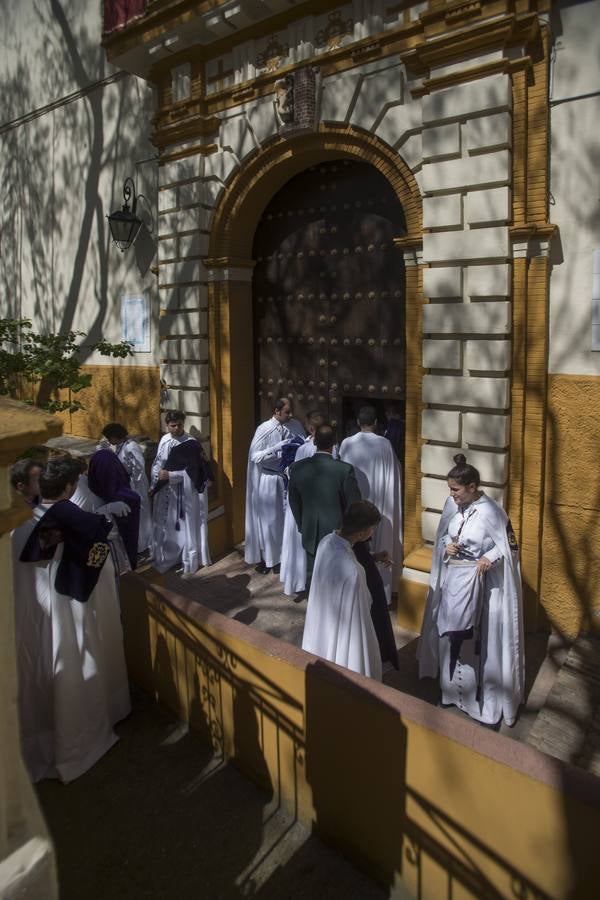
103, 0, 147, 34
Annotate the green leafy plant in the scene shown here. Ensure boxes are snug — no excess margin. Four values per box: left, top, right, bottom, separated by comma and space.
0, 319, 134, 414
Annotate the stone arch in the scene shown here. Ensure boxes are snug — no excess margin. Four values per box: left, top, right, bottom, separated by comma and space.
208, 123, 422, 261
206, 123, 424, 569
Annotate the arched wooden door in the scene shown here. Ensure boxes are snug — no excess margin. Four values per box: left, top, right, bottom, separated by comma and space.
252, 159, 406, 442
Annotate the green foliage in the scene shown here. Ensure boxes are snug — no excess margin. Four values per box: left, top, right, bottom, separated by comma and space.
0, 318, 134, 414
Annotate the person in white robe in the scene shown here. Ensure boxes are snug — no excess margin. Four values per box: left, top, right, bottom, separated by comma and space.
339, 406, 403, 605
101, 422, 152, 554
11, 457, 130, 783
150, 410, 212, 576
302, 501, 383, 680
245, 398, 303, 573
280, 410, 325, 598
417, 453, 524, 727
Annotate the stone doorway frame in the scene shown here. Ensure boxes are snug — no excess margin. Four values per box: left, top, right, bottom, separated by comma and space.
205, 123, 424, 571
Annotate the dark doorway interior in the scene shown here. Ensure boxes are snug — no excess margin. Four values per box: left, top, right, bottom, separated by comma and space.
252, 158, 406, 456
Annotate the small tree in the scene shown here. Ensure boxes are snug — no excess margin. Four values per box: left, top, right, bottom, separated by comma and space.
0, 318, 134, 414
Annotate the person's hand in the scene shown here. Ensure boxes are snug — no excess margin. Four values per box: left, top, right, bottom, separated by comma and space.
158, 469, 170, 481
477, 557, 492, 577
374, 550, 393, 569
446, 542, 461, 557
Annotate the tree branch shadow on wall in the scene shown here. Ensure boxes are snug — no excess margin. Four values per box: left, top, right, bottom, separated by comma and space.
0, 0, 155, 370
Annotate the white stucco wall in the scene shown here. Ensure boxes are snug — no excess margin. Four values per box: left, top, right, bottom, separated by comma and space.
548, 0, 600, 375
0, 0, 158, 367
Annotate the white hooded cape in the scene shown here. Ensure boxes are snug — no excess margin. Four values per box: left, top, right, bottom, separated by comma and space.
117, 438, 152, 553
417, 494, 524, 726
302, 532, 382, 680
151, 432, 211, 574
244, 418, 290, 568
339, 431, 403, 603
11, 505, 131, 783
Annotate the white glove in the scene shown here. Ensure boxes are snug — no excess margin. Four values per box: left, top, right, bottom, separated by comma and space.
273, 438, 292, 451
97, 501, 131, 517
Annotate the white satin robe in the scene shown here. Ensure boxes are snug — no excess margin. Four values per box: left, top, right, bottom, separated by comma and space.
302, 532, 382, 680
11, 504, 130, 783
151, 433, 211, 574
339, 431, 403, 604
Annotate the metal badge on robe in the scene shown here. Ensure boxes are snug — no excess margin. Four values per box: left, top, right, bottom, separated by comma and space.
506, 519, 519, 555
20, 500, 112, 603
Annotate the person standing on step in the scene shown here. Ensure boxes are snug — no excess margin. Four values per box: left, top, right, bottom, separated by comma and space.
302, 501, 383, 680
280, 410, 326, 599
339, 405, 403, 607
417, 453, 524, 728
245, 398, 303, 575
150, 410, 212, 578
288, 424, 361, 594
100, 422, 152, 556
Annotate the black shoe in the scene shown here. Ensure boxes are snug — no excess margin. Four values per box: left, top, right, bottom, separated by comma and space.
292, 591, 307, 603
271, 564, 281, 575
254, 561, 268, 574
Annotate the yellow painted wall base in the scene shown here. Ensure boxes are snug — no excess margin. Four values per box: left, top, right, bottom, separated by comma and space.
121, 574, 600, 900
541, 375, 600, 637
396, 577, 428, 632
54, 365, 161, 440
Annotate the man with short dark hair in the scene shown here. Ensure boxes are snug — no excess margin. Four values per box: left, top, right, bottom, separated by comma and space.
288, 424, 361, 591
340, 405, 403, 605
10, 458, 43, 507
150, 410, 212, 576
301, 500, 383, 679
11, 458, 131, 782
245, 398, 304, 574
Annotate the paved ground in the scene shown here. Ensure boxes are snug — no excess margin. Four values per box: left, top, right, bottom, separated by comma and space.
37, 686, 392, 900
527, 636, 600, 773
155, 548, 570, 745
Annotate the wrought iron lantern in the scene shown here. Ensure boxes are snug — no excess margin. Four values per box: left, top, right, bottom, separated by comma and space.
107, 177, 142, 251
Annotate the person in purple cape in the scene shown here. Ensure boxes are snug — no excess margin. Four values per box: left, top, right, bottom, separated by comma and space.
88, 448, 141, 571
11, 457, 130, 783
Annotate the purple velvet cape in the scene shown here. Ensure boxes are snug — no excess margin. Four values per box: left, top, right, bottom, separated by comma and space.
88, 449, 141, 570
19, 500, 112, 603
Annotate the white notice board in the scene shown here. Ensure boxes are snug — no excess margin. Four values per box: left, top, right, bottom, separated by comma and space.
121, 294, 150, 352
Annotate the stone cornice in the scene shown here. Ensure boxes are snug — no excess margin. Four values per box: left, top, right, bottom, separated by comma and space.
411, 54, 533, 98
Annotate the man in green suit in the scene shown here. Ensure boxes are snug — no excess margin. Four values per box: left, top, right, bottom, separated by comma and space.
288, 424, 361, 593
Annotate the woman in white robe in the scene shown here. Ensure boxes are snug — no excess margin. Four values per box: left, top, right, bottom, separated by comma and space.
151, 412, 211, 575
302, 501, 383, 680
417, 454, 524, 726
11, 459, 130, 783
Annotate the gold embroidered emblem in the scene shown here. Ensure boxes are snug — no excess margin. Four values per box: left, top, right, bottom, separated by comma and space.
87, 542, 109, 568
